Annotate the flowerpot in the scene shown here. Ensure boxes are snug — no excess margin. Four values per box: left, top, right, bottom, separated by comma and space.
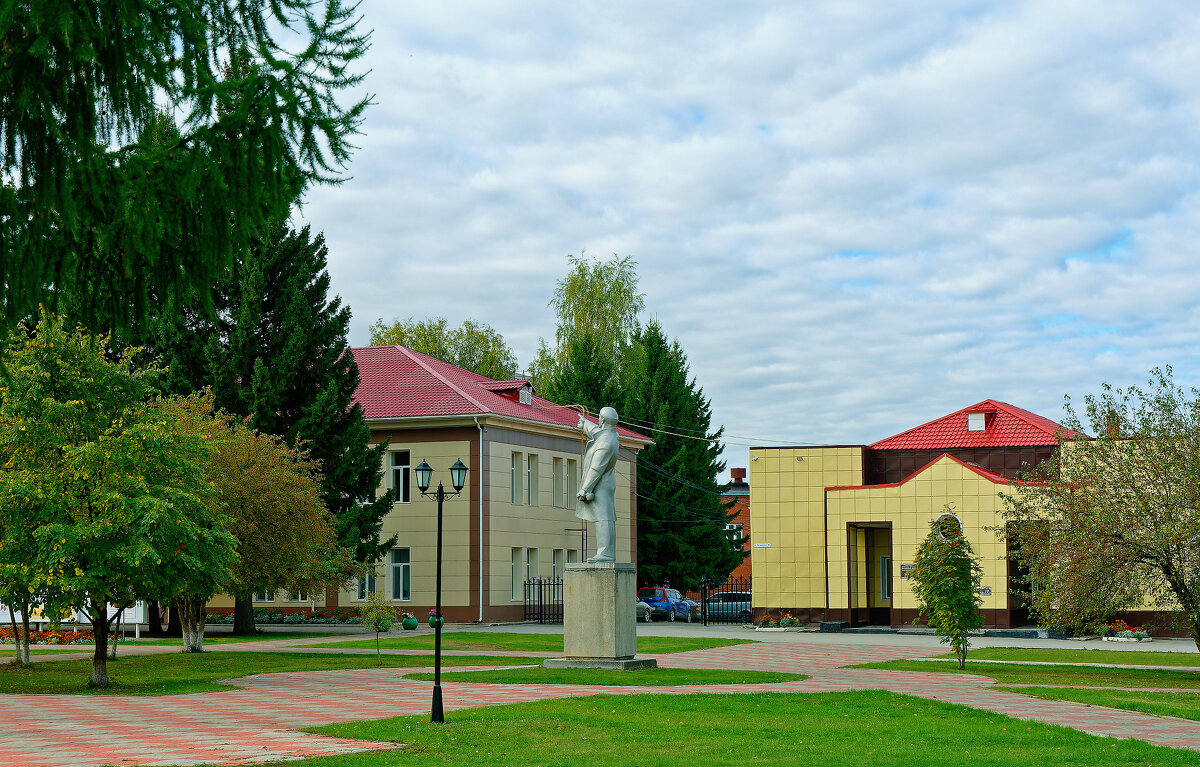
401, 617, 418, 631
428, 615, 444, 629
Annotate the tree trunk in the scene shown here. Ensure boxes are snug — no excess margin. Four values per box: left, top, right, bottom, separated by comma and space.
109, 606, 125, 660
90, 600, 109, 686
232, 593, 256, 636
166, 601, 183, 638
1192, 611, 1200, 653
19, 604, 31, 666
179, 599, 207, 653
6, 603, 26, 667
148, 601, 165, 636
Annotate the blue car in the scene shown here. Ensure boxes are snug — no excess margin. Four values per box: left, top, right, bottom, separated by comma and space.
637, 587, 692, 622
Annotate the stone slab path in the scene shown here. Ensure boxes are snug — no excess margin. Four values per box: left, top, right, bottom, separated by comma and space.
3, 638, 1200, 765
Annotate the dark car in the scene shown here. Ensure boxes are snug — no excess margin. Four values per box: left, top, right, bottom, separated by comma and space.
703, 590, 753, 623
637, 586, 692, 622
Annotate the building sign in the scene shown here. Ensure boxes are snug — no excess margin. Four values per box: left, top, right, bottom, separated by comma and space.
899, 563, 916, 579
752, 542, 771, 548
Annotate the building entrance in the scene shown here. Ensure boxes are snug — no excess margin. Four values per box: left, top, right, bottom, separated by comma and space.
848, 523, 893, 626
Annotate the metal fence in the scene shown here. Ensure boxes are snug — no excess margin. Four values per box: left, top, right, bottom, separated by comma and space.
698, 574, 753, 625
523, 577, 563, 623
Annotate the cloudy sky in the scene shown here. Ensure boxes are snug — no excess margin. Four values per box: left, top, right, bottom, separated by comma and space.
301, 1, 1200, 475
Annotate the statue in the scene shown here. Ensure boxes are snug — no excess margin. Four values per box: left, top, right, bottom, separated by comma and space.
575, 406, 619, 563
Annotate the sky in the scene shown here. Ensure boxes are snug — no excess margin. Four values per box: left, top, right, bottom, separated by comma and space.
301, 1, 1200, 476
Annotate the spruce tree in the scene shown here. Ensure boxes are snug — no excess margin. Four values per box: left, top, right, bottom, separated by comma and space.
151, 224, 391, 633
624, 321, 744, 590
0, 0, 370, 338
536, 333, 625, 416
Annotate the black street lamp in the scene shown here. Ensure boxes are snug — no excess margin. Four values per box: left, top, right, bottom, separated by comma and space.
413, 457, 467, 724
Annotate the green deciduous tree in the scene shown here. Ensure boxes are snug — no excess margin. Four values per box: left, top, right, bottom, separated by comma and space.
149, 224, 391, 634
368, 317, 517, 380
0, 0, 371, 340
1002, 367, 1200, 649
625, 321, 740, 590
0, 310, 237, 683
158, 391, 358, 649
358, 590, 396, 663
532, 254, 644, 395
910, 510, 984, 669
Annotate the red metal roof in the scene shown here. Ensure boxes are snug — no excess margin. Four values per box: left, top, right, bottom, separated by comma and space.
351, 345, 650, 440
869, 399, 1083, 450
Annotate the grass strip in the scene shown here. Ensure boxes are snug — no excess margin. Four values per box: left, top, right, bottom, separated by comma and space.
123, 631, 365, 646
857, 659, 1200, 689
281, 690, 1199, 766
0, 651, 537, 696
935, 647, 1200, 668
996, 686, 1200, 722
0, 646, 92, 655
302, 632, 751, 654
403, 666, 805, 686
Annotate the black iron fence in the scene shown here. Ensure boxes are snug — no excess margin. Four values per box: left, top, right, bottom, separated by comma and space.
523, 577, 563, 623
698, 575, 753, 625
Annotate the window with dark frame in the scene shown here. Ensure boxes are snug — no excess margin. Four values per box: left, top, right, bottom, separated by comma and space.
391, 450, 411, 503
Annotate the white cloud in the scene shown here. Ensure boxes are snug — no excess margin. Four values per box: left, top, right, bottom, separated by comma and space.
304, 0, 1200, 476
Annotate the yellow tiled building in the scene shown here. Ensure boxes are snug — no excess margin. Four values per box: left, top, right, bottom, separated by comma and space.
749, 400, 1067, 628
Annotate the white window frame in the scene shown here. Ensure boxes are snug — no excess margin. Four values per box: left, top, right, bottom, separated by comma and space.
552, 457, 564, 508
566, 458, 577, 506
356, 568, 377, 601
511, 452, 522, 504
552, 549, 565, 579
253, 588, 276, 602
391, 450, 411, 504
566, 549, 579, 564
287, 589, 309, 602
527, 454, 538, 506
390, 548, 411, 601
526, 547, 539, 582
511, 547, 523, 600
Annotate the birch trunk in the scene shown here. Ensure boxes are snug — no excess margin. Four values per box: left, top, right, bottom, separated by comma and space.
18, 605, 30, 665
179, 599, 206, 653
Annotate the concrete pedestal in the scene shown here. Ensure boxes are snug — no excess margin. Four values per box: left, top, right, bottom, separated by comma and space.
541, 562, 657, 671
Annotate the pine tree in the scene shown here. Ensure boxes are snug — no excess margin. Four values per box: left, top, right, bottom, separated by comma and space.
150, 224, 391, 633
625, 321, 743, 590
536, 333, 625, 416
0, 0, 370, 338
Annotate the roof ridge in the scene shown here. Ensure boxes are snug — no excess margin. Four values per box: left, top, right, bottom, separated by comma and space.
868, 400, 991, 447
393, 345, 490, 414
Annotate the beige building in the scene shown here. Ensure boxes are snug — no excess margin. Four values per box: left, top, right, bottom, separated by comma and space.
749, 400, 1073, 628
265, 345, 650, 622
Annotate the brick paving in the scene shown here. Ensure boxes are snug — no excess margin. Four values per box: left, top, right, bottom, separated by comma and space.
2, 636, 1200, 765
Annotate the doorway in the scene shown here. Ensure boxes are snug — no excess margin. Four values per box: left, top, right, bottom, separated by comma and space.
848, 523, 893, 626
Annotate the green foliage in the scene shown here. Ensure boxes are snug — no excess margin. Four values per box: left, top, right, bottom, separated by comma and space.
367, 316, 518, 379
536, 332, 623, 415
358, 591, 395, 662
0, 310, 238, 683
532, 253, 644, 394
1002, 366, 1200, 648
625, 321, 739, 590
909, 510, 984, 669
0, 0, 371, 338
148, 224, 392, 566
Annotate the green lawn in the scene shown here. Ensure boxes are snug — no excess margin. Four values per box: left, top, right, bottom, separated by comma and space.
270, 691, 1200, 766
123, 631, 362, 646
937, 646, 1200, 668
0, 651, 537, 696
0, 646, 90, 655
403, 666, 805, 686
303, 632, 751, 654
858, 659, 1200, 689
996, 686, 1200, 722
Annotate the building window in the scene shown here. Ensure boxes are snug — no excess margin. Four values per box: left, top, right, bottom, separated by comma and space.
726, 522, 744, 546
253, 589, 275, 602
552, 458, 564, 508
880, 555, 892, 601
552, 549, 564, 579
391, 450, 410, 503
391, 549, 411, 601
526, 547, 539, 581
566, 549, 579, 564
566, 458, 577, 505
356, 569, 377, 600
287, 589, 309, 602
511, 547, 523, 600
527, 454, 538, 505
511, 452, 523, 504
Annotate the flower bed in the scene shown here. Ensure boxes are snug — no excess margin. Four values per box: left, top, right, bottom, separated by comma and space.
0, 627, 95, 645
756, 612, 802, 629
206, 607, 363, 625
1103, 619, 1151, 641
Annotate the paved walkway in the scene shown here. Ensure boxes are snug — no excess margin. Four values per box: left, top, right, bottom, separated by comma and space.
3, 636, 1200, 765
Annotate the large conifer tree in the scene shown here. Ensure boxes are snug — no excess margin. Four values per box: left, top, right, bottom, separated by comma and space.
151, 224, 391, 632
0, 0, 370, 337
624, 321, 744, 589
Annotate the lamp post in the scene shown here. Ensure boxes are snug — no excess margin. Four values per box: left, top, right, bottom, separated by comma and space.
413, 457, 467, 724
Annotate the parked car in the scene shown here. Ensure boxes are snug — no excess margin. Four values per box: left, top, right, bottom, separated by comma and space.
634, 599, 652, 622
637, 586, 692, 622
680, 597, 701, 622
703, 591, 753, 623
